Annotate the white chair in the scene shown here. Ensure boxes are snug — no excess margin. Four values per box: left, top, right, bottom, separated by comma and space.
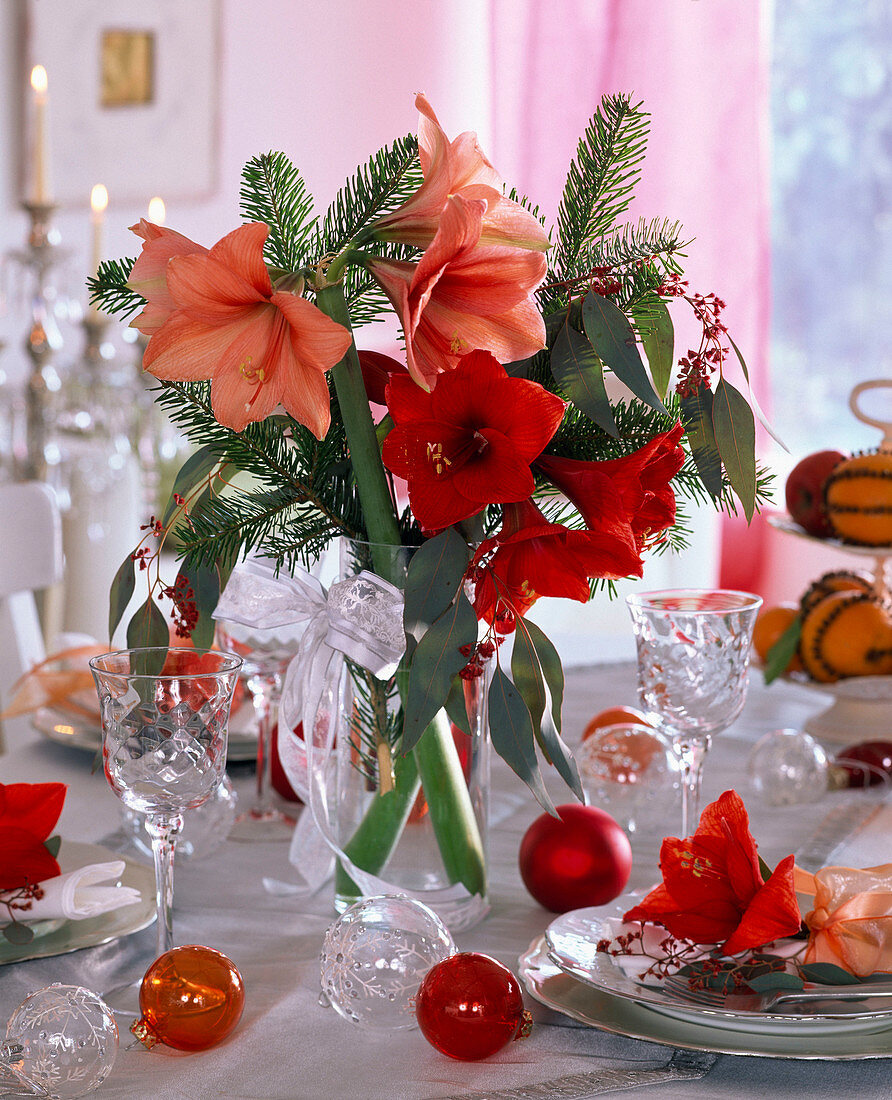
0, 481, 64, 753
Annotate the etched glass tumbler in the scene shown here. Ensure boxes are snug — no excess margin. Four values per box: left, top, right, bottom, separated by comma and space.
626, 590, 762, 836
90, 648, 242, 955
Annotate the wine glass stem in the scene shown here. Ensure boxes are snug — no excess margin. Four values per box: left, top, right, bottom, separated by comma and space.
145, 813, 183, 957
249, 672, 281, 816
676, 734, 711, 836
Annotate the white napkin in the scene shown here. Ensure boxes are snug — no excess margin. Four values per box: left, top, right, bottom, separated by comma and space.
2, 862, 142, 923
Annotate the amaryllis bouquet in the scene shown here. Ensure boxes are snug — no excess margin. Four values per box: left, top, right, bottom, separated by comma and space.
600, 790, 892, 990
90, 93, 766, 918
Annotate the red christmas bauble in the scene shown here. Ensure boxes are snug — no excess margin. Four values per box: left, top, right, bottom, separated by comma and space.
415, 953, 531, 1061
834, 741, 892, 787
519, 804, 632, 912
135, 945, 245, 1051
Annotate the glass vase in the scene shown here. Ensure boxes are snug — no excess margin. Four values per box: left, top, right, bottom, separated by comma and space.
329, 539, 491, 933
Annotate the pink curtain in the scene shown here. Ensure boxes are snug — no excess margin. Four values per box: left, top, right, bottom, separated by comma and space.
488, 0, 772, 592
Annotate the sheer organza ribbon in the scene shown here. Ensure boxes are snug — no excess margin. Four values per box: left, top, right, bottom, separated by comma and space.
214, 559, 445, 902
795, 863, 892, 977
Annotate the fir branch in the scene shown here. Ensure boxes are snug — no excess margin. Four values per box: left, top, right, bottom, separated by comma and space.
88, 257, 142, 319
590, 217, 687, 273
239, 151, 317, 272
313, 134, 422, 259
552, 95, 650, 285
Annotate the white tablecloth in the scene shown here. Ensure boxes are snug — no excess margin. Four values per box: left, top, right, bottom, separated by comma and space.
1, 663, 890, 1099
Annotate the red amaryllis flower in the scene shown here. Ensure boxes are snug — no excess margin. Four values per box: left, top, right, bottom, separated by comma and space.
357, 350, 409, 406
472, 498, 642, 624
132, 221, 352, 437
0, 782, 66, 891
623, 790, 802, 956
368, 194, 547, 390
370, 93, 549, 253
381, 351, 564, 532
536, 422, 685, 552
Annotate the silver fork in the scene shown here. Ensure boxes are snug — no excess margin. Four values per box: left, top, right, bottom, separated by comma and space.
661, 973, 892, 1013
430, 1047, 716, 1098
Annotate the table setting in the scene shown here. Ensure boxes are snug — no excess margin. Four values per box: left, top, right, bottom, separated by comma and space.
2, 89, 891, 1098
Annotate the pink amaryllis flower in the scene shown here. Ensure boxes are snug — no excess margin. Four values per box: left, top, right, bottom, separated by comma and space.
370, 93, 549, 253
131, 221, 352, 437
472, 498, 642, 625
368, 194, 547, 390
128, 219, 208, 335
381, 350, 565, 532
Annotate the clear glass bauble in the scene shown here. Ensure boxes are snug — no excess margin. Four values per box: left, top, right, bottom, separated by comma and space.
3, 984, 118, 1099
748, 728, 829, 806
319, 894, 455, 1031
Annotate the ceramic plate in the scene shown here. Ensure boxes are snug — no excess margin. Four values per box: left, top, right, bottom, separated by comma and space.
545, 904, 892, 1036
0, 841, 155, 965
33, 705, 258, 762
521, 937, 892, 1060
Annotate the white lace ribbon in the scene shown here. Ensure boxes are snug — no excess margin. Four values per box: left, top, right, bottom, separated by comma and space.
215, 559, 480, 915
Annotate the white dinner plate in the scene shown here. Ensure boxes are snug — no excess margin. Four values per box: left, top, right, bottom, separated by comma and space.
33, 704, 258, 762
544, 903, 892, 1036
0, 841, 156, 965
520, 937, 892, 1060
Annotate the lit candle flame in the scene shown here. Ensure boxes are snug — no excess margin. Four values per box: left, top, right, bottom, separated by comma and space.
30, 65, 48, 97
91, 183, 109, 215
147, 196, 166, 225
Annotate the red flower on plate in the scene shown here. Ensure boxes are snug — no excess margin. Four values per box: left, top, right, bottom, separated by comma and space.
623, 789, 802, 955
472, 498, 643, 624
381, 350, 564, 532
536, 422, 685, 552
0, 782, 66, 891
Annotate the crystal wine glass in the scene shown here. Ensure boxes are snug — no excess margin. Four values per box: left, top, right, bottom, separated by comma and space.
626, 589, 762, 836
89, 647, 242, 958
214, 621, 303, 841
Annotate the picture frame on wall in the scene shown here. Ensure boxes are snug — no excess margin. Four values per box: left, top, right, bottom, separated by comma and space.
23, 0, 220, 205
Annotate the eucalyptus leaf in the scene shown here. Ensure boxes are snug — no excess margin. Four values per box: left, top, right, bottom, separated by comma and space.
444, 675, 472, 738
126, 598, 170, 672
632, 295, 674, 400
763, 615, 801, 685
728, 335, 787, 452
44, 834, 61, 858
679, 386, 723, 499
2, 922, 34, 945
747, 972, 805, 992
582, 290, 667, 414
550, 319, 618, 436
488, 667, 557, 815
713, 378, 757, 521
176, 560, 221, 650
799, 963, 865, 985
161, 445, 222, 527
404, 528, 470, 640
402, 591, 478, 752
108, 554, 136, 643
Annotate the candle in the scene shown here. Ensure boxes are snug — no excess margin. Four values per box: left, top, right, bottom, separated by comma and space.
90, 184, 108, 275
147, 196, 166, 225
30, 65, 51, 204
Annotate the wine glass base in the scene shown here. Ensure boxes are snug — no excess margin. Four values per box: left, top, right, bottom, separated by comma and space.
101, 977, 142, 1019
229, 807, 297, 842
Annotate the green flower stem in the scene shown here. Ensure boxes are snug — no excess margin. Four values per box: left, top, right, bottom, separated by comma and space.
334, 748, 420, 899
315, 281, 401, 575
413, 710, 486, 896
316, 278, 485, 904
